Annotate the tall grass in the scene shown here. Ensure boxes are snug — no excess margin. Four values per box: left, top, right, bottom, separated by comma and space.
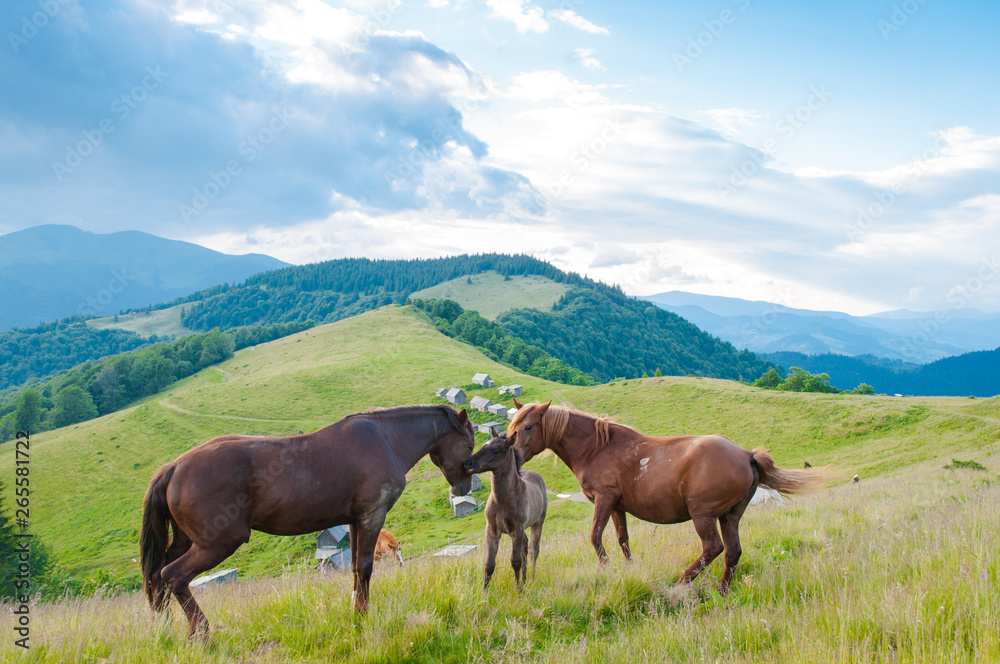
5, 461, 997, 663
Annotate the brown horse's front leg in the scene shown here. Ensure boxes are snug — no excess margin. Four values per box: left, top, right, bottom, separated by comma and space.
611, 509, 632, 561
590, 497, 614, 564
351, 522, 383, 613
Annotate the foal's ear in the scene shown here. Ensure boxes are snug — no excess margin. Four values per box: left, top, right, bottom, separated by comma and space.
512, 397, 524, 410
458, 408, 469, 423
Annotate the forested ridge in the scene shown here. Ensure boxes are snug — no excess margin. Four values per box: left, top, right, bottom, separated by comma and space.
0, 321, 152, 390
177, 254, 580, 330
0, 254, 772, 428
410, 298, 593, 386
497, 287, 775, 383
766, 349, 1000, 397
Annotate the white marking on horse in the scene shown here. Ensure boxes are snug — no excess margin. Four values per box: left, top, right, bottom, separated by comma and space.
639, 458, 650, 471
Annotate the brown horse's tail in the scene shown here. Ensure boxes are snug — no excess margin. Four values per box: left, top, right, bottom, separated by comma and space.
751, 448, 829, 495
140, 463, 176, 611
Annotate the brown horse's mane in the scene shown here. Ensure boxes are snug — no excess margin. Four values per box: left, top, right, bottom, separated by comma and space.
345, 404, 468, 431
508, 403, 631, 448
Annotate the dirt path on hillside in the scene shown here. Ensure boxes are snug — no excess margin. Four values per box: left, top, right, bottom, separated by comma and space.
214, 367, 235, 381
157, 399, 296, 424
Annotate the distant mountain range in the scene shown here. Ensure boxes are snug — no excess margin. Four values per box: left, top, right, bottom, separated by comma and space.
642, 291, 1000, 364
0, 225, 288, 329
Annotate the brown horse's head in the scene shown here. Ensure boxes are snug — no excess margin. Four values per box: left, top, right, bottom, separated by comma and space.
429, 407, 475, 496
507, 399, 558, 463
463, 432, 519, 474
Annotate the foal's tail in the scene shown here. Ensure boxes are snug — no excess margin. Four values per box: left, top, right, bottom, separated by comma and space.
140, 463, 176, 611
751, 448, 830, 495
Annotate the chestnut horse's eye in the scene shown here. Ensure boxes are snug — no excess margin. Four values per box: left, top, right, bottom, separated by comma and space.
524, 425, 533, 431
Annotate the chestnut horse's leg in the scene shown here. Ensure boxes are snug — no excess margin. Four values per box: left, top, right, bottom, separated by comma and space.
678, 514, 725, 585
483, 523, 500, 589
161, 536, 245, 638
351, 522, 383, 613
589, 496, 615, 564
610, 509, 632, 561
718, 495, 753, 593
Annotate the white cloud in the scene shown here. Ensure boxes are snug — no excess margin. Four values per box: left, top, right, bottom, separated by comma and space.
485, 0, 549, 34
699, 108, 762, 137
574, 48, 604, 71
548, 9, 608, 35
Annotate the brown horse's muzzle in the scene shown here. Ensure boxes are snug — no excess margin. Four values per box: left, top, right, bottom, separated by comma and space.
450, 477, 472, 496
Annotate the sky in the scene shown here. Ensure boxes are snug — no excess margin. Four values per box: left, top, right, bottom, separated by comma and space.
1, 0, 998, 315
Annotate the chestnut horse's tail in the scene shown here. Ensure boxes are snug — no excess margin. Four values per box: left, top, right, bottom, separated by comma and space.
140, 463, 176, 611
751, 448, 828, 495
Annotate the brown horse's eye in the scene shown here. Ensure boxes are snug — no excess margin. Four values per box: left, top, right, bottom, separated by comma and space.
524, 425, 533, 431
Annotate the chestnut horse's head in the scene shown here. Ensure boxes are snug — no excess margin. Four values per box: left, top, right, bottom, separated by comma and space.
506, 399, 557, 464
463, 432, 518, 474
429, 407, 475, 496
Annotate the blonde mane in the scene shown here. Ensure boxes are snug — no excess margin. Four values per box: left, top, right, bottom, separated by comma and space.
508, 403, 620, 448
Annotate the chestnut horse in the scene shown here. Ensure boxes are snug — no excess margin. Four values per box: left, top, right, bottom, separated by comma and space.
374, 529, 403, 566
507, 400, 826, 592
140, 405, 474, 637
463, 432, 547, 589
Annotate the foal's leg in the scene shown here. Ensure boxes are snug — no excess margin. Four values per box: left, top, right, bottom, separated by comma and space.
678, 514, 725, 585
160, 533, 246, 638
483, 524, 500, 589
510, 529, 528, 590
589, 496, 615, 564
610, 509, 632, 561
528, 521, 543, 579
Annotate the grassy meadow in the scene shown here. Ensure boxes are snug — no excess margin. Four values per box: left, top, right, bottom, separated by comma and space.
2, 304, 999, 661
86, 303, 192, 339
409, 271, 569, 321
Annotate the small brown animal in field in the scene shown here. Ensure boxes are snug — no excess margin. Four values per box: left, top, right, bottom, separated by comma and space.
803, 461, 812, 468
374, 529, 403, 566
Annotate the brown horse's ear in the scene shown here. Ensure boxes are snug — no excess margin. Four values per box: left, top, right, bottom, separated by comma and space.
458, 409, 469, 423
512, 397, 524, 410
507, 431, 517, 444
537, 400, 552, 416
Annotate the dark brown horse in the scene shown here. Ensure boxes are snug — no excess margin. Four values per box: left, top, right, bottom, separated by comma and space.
507, 400, 826, 592
140, 405, 474, 637
463, 432, 547, 589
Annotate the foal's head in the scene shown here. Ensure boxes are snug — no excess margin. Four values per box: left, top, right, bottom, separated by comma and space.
463, 432, 520, 475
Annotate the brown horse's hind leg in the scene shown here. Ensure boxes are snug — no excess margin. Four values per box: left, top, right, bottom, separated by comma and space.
718, 492, 754, 593
678, 515, 724, 585
161, 536, 245, 638
611, 509, 632, 561
153, 523, 192, 612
